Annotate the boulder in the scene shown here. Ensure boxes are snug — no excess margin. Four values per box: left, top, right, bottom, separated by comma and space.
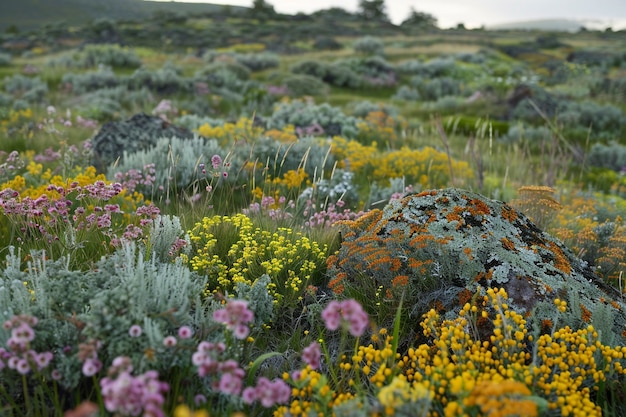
327, 188, 626, 344
90, 113, 195, 172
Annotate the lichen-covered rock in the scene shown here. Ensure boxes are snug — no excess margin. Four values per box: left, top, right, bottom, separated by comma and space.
327, 188, 626, 344
90, 113, 195, 172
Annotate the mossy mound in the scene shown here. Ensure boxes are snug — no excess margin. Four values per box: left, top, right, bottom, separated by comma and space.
90, 113, 195, 172
328, 188, 626, 344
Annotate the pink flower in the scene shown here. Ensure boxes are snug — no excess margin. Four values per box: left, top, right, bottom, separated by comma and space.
244, 377, 291, 408
321, 299, 369, 337
211, 154, 222, 169
218, 372, 243, 395
213, 299, 254, 340
163, 336, 177, 347
82, 358, 102, 377
16, 358, 30, 375
302, 342, 321, 370
129, 325, 142, 338
321, 300, 342, 331
178, 326, 193, 339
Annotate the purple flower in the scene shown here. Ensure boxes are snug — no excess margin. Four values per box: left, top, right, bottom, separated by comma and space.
302, 342, 321, 370
211, 154, 222, 169
178, 326, 193, 339
321, 299, 369, 337
100, 357, 169, 417
213, 299, 254, 340
244, 377, 291, 407
82, 358, 102, 377
163, 336, 177, 347
129, 325, 143, 338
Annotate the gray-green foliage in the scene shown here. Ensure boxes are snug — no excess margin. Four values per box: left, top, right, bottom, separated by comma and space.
128, 63, 193, 94
3, 74, 48, 103
587, 141, 626, 171
47, 44, 142, 69
299, 169, 359, 207
407, 76, 464, 101
148, 215, 191, 262
501, 124, 553, 143
237, 135, 334, 182
352, 36, 384, 56
290, 60, 362, 88
334, 56, 395, 81
175, 114, 226, 131
235, 274, 274, 327
350, 100, 398, 118
233, 52, 280, 72
282, 74, 329, 97
84, 243, 205, 370
0, 242, 209, 389
61, 67, 120, 94
266, 99, 359, 138
0, 52, 11, 67
74, 86, 154, 121
107, 135, 225, 196
396, 57, 457, 77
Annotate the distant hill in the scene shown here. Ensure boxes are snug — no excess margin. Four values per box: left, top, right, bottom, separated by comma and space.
0, 0, 246, 32
486, 19, 587, 33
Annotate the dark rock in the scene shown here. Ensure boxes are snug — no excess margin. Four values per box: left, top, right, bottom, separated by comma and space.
327, 188, 626, 344
90, 113, 195, 172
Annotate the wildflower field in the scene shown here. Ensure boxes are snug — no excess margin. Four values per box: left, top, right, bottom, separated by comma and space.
1, 6, 626, 417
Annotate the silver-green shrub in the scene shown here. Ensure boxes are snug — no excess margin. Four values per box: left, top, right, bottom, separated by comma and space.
61, 67, 120, 94
107, 135, 225, 197
282, 74, 329, 97
352, 36, 384, 56
266, 99, 359, 138
3, 74, 48, 103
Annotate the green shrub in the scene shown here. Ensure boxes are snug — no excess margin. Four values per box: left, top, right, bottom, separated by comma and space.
61, 67, 120, 94
352, 35, 384, 56
282, 74, 329, 97
0, 52, 11, 67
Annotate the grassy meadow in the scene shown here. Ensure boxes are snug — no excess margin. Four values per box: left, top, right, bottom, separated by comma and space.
1, 7, 626, 417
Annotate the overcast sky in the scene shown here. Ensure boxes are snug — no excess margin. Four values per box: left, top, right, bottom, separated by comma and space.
152, 0, 626, 29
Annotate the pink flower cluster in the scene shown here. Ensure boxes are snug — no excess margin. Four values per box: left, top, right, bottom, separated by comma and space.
242, 377, 291, 408
192, 341, 245, 395
212, 299, 254, 340
243, 195, 296, 220
304, 200, 365, 228
78, 339, 103, 377
100, 356, 169, 417
321, 299, 370, 337
113, 164, 156, 194
301, 341, 321, 370
0, 315, 53, 375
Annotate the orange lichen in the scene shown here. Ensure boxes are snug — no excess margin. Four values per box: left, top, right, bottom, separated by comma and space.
468, 198, 491, 216
458, 288, 473, 306
501, 206, 518, 223
546, 241, 572, 275
391, 275, 409, 287
500, 237, 517, 252
580, 304, 592, 323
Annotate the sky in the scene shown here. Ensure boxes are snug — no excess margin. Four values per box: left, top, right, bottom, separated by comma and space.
150, 0, 626, 30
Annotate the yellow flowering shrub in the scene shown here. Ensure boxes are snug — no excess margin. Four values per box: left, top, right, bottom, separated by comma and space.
372, 146, 473, 188
0, 108, 33, 133
356, 110, 407, 148
183, 213, 327, 308
331, 136, 378, 175
196, 117, 264, 147
398, 287, 625, 417
513, 187, 626, 282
